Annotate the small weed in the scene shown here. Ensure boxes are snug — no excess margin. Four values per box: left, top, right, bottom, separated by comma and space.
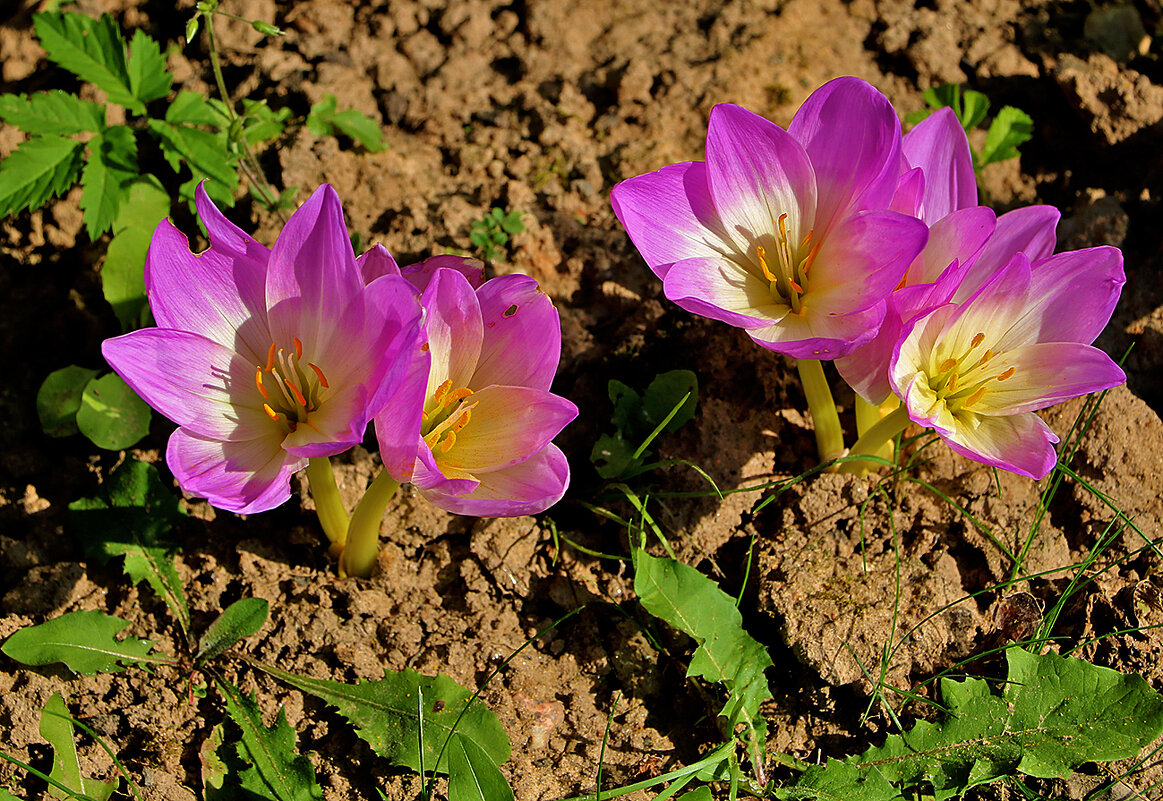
469, 207, 525, 261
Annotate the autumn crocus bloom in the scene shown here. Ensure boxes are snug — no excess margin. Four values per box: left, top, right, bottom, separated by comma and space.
373, 266, 577, 516
102, 185, 423, 513
610, 77, 928, 358
881, 248, 1126, 478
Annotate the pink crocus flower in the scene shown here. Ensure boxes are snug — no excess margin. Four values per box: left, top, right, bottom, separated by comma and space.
102, 185, 424, 513
371, 263, 577, 516
888, 248, 1125, 478
610, 77, 928, 358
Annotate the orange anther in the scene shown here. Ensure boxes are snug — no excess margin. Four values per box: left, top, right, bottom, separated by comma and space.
432, 378, 454, 406
947, 372, 959, 392
964, 387, 987, 407
440, 430, 457, 453
756, 246, 778, 283
452, 408, 473, 432
788, 277, 804, 294
938, 358, 958, 373
976, 349, 994, 367
446, 387, 474, 405
970, 332, 986, 349
799, 229, 814, 248
293, 337, 303, 359
263, 404, 280, 421
996, 366, 1016, 381
801, 239, 822, 275
307, 362, 330, 388
255, 367, 269, 399
285, 378, 308, 407
777, 213, 789, 241
265, 342, 277, 372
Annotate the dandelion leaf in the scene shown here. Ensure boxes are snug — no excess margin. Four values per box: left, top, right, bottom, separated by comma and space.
197, 598, 268, 665
40, 693, 116, 801
2, 609, 161, 676
776, 759, 901, 801
256, 662, 509, 774
633, 551, 773, 744
447, 734, 515, 801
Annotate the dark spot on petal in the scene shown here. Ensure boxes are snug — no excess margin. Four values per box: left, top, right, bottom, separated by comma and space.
504, 304, 519, 317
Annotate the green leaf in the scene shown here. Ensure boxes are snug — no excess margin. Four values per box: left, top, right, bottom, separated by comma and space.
677, 788, 715, 801
37, 365, 100, 438
102, 176, 170, 329
0, 91, 104, 135
778, 760, 901, 801
0, 135, 84, 217
254, 662, 510, 774
75, 372, 151, 450
643, 370, 698, 433
307, 93, 385, 152
633, 551, 773, 745
68, 459, 188, 634
147, 118, 237, 202
499, 210, 524, 235
609, 380, 645, 436
239, 99, 291, 146
0, 788, 22, 800
447, 734, 514, 801
213, 679, 323, 801
40, 693, 116, 801
2, 610, 164, 675
197, 598, 268, 665
978, 105, 1033, 168
126, 29, 172, 106
590, 433, 638, 479
32, 12, 140, 114
165, 90, 225, 127
201, 723, 228, 794
80, 124, 138, 238
959, 89, 990, 131
850, 648, 1163, 800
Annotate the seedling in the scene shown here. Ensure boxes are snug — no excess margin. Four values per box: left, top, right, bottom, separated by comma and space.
469, 207, 525, 261
906, 82, 1034, 173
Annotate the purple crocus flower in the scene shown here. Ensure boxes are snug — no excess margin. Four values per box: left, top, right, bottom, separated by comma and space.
372, 265, 577, 516
889, 248, 1125, 478
610, 77, 928, 358
102, 185, 424, 513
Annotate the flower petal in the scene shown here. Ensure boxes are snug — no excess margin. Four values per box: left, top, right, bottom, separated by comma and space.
421, 268, 484, 394
411, 444, 480, 496
705, 104, 817, 257
401, 254, 486, 293
788, 77, 902, 231
747, 301, 883, 359
473, 274, 561, 390
102, 328, 270, 441
957, 205, 1060, 301
975, 342, 1126, 415
282, 383, 371, 457
439, 386, 577, 473
835, 310, 903, 405
1024, 247, 1125, 344
266, 185, 363, 352
420, 444, 570, 517
902, 107, 977, 222
610, 161, 731, 278
356, 243, 402, 283
904, 206, 995, 287
890, 166, 925, 217
662, 257, 781, 329
166, 427, 303, 514
939, 410, 1059, 479
373, 344, 431, 483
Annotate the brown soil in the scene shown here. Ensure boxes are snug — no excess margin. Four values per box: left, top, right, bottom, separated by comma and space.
2, 0, 1163, 799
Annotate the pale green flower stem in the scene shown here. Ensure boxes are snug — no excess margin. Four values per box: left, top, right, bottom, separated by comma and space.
305, 457, 349, 555
838, 405, 913, 475
339, 470, 401, 579
855, 395, 900, 468
795, 359, 846, 464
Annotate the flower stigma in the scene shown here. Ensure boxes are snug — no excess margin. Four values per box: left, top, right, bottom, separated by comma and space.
255, 337, 330, 431
422, 378, 477, 454
756, 214, 819, 313
920, 330, 1017, 423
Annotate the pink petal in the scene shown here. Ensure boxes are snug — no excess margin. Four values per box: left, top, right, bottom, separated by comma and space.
610, 162, 730, 278
372, 345, 431, 483
266, 185, 363, 352
356, 243, 402, 283
401, 255, 486, 293
473, 274, 561, 390
788, 77, 902, 232
747, 301, 883, 359
195, 182, 270, 265
939, 410, 1059, 480
834, 311, 903, 405
976, 342, 1126, 415
704, 104, 817, 256
904, 206, 995, 287
411, 443, 480, 496
102, 329, 270, 442
902, 107, 977, 222
419, 444, 570, 517
282, 383, 370, 457
662, 257, 784, 329
890, 166, 925, 216
1025, 247, 1124, 344
421, 268, 484, 393
957, 205, 1060, 301
166, 427, 303, 514
439, 386, 577, 473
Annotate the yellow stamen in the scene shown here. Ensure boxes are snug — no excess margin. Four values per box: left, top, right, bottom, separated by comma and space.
799, 229, 814, 248
285, 379, 308, 407
777, 213, 789, 240
432, 378, 453, 406
975, 349, 994, 368
970, 332, 986, 349
446, 387, 474, 405
801, 239, 822, 275
307, 362, 330, 389
938, 358, 958, 373
440, 430, 457, 453
263, 404, 280, 421
452, 408, 473, 431
996, 366, 1016, 381
947, 372, 959, 392
964, 387, 987, 407
255, 367, 269, 399
756, 246, 778, 283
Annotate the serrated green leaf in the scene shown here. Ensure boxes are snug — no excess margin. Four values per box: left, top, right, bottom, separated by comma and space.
147, 118, 238, 201
37, 365, 100, 438
80, 125, 138, 238
0, 91, 104, 135
197, 598, 268, 665
201, 723, 228, 794
68, 459, 188, 634
40, 693, 116, 801
213, 679, 323, 801
2, 610, 165, 675
0, 135, 84, 217
633, 551, 773, 746
448, 734, 514, 801
643, 370, 698, 433
164, 90, 225, 127
307, 94, 384, 152
126, 29, 172, 106
779, 760, 901, 801
979, 106, 1033, 167
852, 648, 1163, 800
33, 12, 140, 114
75, 372, 151, 450
254, 662, 509, 774
102, 176, 170, 329
239, 99, 291, 146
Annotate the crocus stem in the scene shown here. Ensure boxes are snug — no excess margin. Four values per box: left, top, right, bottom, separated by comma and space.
855, 395, 900, 466
795, 359, 845, 464
839, 405, 913, 474
340, 470, 401, 579
305, 457, 349, 550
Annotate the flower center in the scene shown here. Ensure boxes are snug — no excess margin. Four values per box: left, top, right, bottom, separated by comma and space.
924, 331, 1017, 419
255, 337, 330, 432
421, 378, 477, 454
757, 213, 820, 314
